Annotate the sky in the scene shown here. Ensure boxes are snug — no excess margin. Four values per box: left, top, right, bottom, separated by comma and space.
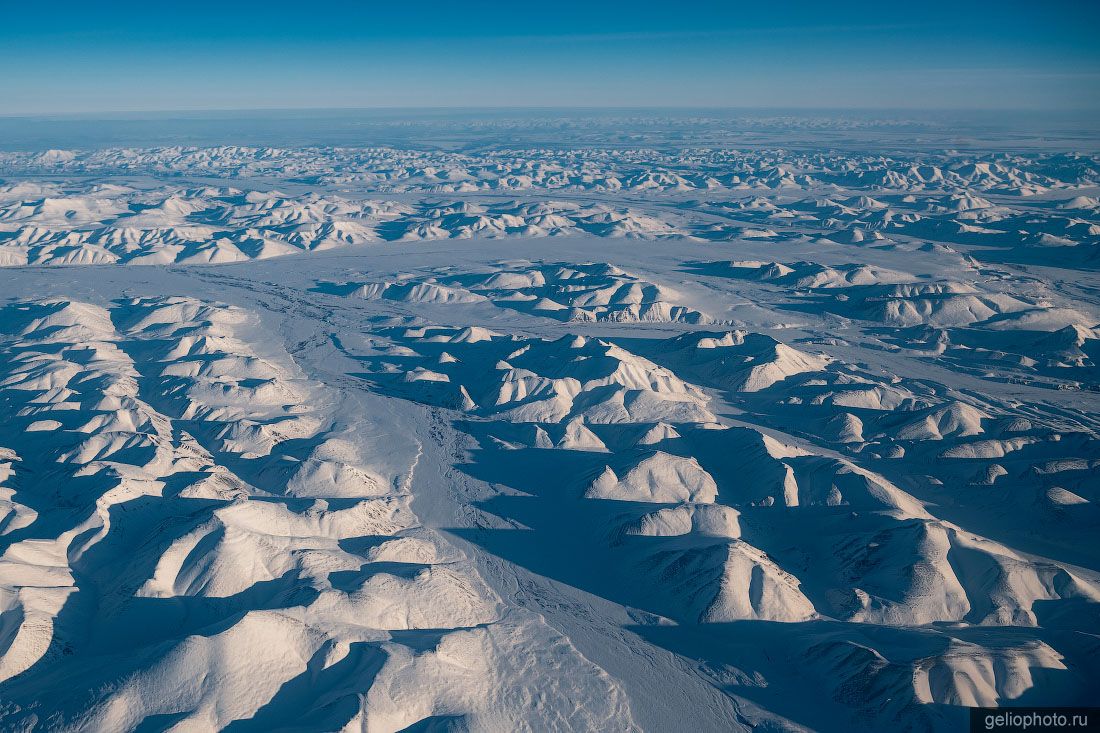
1, 0, 1098, 114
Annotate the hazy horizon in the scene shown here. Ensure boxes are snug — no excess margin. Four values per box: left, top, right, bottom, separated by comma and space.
0, 106, 1097, 153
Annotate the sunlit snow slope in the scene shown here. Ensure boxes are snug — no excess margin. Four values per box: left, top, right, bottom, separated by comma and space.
0, 114, 1097, 732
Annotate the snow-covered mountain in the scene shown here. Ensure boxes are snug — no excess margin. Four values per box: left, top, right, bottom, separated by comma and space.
0, 116, 1097, 732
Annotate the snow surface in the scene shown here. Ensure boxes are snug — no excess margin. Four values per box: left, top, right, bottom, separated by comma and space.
0, 113, 1097, 732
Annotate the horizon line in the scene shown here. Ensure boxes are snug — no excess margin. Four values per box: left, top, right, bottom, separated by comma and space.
2, 104, 1100, 120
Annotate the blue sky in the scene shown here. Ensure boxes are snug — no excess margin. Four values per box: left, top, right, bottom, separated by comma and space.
2, 0, 1098, 114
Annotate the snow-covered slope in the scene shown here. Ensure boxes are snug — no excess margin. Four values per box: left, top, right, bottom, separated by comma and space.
0, 116, 1097, 732
322, 261, 713, 324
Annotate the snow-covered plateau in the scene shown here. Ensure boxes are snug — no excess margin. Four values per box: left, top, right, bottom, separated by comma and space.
0, 114, 1097, 731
